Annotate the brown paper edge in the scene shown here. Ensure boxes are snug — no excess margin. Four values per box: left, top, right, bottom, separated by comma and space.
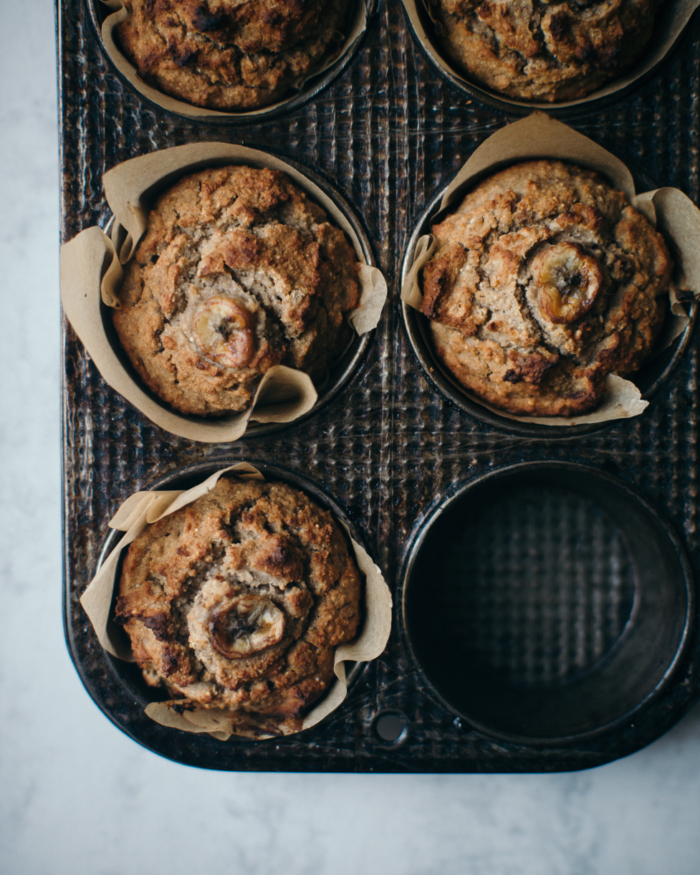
60, 143, 387, 441
80, 464, 392, 740
401, 0, 700, 110
400, 113, 700, 427
99, 0, 367, 120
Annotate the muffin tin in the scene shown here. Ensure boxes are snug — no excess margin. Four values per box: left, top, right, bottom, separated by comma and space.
61, 0, 700, 772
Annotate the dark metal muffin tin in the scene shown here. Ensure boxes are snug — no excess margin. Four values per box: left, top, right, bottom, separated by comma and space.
61, 0, 700, 772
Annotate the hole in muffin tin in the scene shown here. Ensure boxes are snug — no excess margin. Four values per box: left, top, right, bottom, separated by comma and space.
96, 459, 369, 734
373, 711, 409, 744
87, 0, 378, 124
97, 148, 378, 439
401, 461, 694, 745
400, 166, 697, 440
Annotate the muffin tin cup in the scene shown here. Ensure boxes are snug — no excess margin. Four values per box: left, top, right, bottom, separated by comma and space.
82, 459, 392, 742
60, 142, 388, 443
88, 0, 378, 124
400, 113, 700, 439
399, 0, 700, 118
401, 461, 695, 746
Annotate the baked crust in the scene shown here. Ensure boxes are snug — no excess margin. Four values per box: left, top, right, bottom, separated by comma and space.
115, 0, 351, 110
115, 476, 362, 729
419, 160, 672, 417
112, 165, 360, 417
432, 0, 662, 102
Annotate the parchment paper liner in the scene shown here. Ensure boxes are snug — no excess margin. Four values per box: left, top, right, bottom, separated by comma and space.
400, 0, 700, 112
80, 462, 393, 741
401, 113, 700, 427
97, 0, 369, 120
60, 142, 388, 443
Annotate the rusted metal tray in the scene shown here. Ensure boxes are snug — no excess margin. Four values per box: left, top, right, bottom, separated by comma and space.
60, 0, 700, 772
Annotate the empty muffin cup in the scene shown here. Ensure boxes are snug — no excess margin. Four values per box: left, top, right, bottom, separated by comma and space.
401, 461, 694, 744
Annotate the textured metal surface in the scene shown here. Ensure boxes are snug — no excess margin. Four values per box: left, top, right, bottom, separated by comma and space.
60, 0, 700, 771
433, 487, 637, 688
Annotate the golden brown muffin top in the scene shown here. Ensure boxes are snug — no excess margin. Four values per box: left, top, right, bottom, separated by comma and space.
112, 165, 360, 417
432, 0, 662, 102
116, 0, 351, 110
115, 476, 362, 730
420, 160, 672, 417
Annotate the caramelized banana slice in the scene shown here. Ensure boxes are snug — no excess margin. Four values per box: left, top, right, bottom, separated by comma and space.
209, 595, 285, 660
192, 296, 256, 368
532, 242, 602, 324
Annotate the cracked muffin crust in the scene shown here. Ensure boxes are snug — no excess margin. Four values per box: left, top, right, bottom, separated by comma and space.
115, 476, 362, 731
112, 165, 360, 417
430, 0, 662, 102
115, 0, 352, 110
419, 160, 672, 417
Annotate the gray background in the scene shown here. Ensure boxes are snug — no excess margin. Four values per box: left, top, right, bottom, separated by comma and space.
2, 3, 700, 873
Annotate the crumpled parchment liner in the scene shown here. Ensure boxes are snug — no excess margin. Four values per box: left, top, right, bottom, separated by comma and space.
80, 462, 393, 741
60, 142, 388, 442
97, 0, 368, 120
401, 0, 700, 112
401, 113, 700, 427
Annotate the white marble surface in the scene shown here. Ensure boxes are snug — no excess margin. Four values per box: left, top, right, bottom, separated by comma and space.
2, 4, 700, 873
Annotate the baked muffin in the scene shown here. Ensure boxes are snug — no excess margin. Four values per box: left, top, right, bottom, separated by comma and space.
115, 0, 352, 110
112, 165, 360, 417
115, 476, 362, 733
419, 160, 672, 417
430, 0, 662, 102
